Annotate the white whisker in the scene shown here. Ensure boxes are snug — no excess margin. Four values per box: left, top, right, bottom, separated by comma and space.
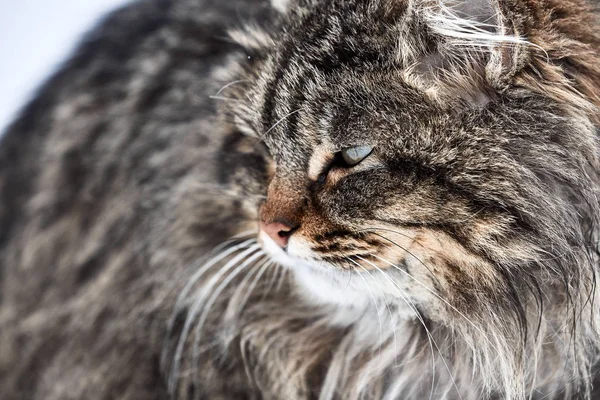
191, 250, 267, 377
262, 264, 282, 299
361, 228, 501, 354
213, 79, 248, 97
274, 266, 289, 292
169, 237, 256, 329
168, 243, 259, 393
346, 258, 385, 353
370, 252, 499, 353
355, 256, 458, 400
163, 233, 255, 368
225, 258, 273, 322
263, 108, 303, 136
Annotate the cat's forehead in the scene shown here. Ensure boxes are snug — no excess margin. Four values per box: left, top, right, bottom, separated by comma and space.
233, 0, 514, 169
258, 68, 432, 164
242, 0, 431, 159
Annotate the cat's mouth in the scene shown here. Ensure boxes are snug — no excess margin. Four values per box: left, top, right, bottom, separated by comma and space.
259, 229, 369, 307
258, 229, 333, 271
258, 229, 418, 309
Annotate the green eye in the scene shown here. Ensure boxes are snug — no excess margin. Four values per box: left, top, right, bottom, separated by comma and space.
341, 145, 373, 166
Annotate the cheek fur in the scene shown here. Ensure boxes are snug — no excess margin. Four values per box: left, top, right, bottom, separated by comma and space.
289, 217, 508, 318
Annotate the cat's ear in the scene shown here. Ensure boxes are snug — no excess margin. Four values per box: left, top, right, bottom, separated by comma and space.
405, 0, 530, 105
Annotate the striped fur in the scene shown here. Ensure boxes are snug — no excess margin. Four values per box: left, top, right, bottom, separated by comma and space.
0, 0, 599, 399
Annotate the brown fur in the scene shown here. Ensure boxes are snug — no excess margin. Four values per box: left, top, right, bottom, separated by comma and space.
1, 0, 600, 399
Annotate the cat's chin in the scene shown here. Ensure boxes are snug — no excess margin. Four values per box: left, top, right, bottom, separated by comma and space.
259, 231, 370, 308
258, 232, 416, 320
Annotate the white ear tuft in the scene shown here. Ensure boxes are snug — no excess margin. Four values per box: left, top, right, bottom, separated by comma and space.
402, 0, 533, 106
416, 0, 537, 88
271, 0, 292, 13
422, 0, 528, 48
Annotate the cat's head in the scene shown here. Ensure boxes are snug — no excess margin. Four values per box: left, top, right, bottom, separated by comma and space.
222, 0, 600, 396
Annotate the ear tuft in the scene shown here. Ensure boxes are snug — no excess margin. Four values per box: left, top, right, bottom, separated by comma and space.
420, 0, 531, 84
402, 0, 533, 106
422, 0, 527, 48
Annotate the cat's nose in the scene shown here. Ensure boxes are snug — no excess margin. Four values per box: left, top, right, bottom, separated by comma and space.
260, 220, 296, 248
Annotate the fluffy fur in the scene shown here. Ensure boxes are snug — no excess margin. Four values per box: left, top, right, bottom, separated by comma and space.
0, 0, 599, 399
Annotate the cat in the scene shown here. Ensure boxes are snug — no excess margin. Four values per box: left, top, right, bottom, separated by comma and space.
1, 0, 600, 398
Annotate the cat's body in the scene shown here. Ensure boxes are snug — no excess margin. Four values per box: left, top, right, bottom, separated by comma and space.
0, 1, 269, 398
1, 0, 600, 399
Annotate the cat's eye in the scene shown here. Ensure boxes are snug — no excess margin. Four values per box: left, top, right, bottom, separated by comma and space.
316, 145, 375, 184
340, 145, 373, 166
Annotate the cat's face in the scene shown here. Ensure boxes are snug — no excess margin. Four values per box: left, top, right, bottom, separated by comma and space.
252, 71, 501, 310
225, 0, 599, 324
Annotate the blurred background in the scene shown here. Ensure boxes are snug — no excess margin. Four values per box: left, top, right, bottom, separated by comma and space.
0, 0, 131, 134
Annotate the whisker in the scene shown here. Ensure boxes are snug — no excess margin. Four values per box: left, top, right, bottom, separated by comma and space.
359, 228, 442, 288
353, 258, 435, 398
263, 108, 303, 136
372, 252, 511, 393
349, 257, 403, 370
275, 266, 289, 293
162, 233, 255, 368
362, 228, 502, 355
224, 258, 272, 321
213, 79, 249, 97
237, 260, 274, 314
191, 250, 267, 382
167, 236, 255, 334
262, 264, 282, 300
370, 252, 500, 353
346, 258, 385, 353
355, 256, 457, 400
221, 264, 263, 323
168, 243, 260, 394
341, 269, 353, 294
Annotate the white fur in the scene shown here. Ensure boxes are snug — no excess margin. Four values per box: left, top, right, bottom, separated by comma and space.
422, 0, 529, 48
259, 232, 416, 323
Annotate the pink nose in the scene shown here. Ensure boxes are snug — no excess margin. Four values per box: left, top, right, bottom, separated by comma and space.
260, 221, 296, 248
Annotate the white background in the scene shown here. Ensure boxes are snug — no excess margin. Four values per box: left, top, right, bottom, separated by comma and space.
0, 0, 131, 134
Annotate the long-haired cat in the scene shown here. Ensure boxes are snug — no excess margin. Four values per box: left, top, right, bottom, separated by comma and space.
1, 0, 599, 399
